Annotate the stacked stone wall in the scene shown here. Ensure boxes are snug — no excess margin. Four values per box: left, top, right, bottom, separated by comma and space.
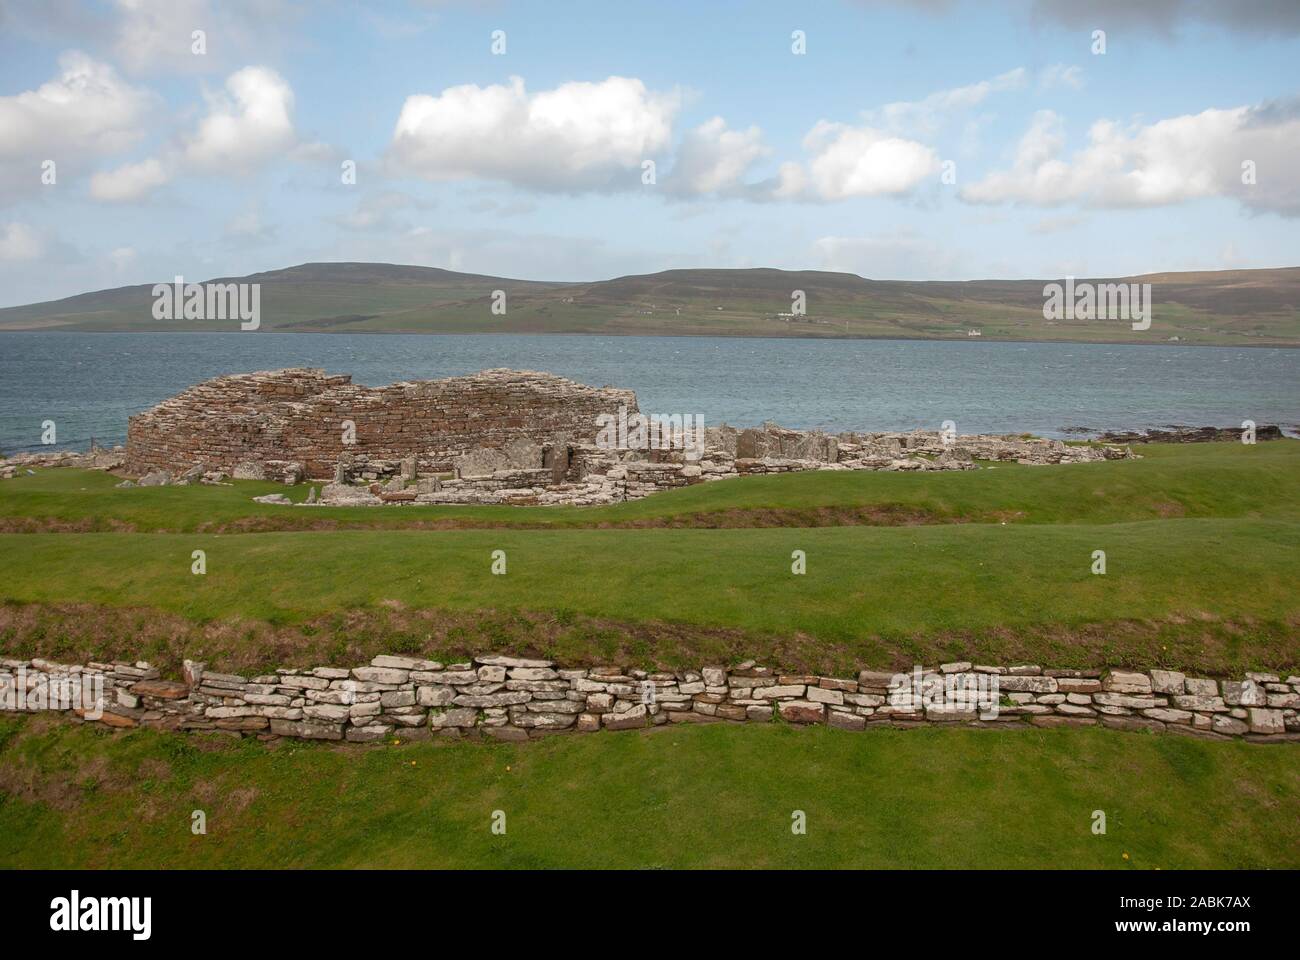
4, 656, 1296, 745
125, 368, 637, 478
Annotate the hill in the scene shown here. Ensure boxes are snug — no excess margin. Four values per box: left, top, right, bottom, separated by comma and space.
1, 262, 1298, 346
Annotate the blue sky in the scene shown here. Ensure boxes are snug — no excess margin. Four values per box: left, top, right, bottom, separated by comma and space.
1, 0, 1298, 306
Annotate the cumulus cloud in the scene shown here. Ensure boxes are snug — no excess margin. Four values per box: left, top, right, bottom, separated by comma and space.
766, 68, 1037, 202
0, 51, 156, 202
387, 76, 679, 192
0, 222, 44, 261
960, 99, 1300, 215
776, 121, 940, 201
87, 65, 324, 202
666, 117, 770, 197
183, 66, 299, 172
89, 156, 169, 201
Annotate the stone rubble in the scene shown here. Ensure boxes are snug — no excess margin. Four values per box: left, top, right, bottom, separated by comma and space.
299, 420, 1133, 507
0, 445, 125, 481
2, 657, 1294, 745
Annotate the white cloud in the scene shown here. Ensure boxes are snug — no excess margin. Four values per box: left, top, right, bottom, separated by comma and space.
0, 222, 44, 261
183, 66, 298, 172
667, 117, 769, 196
0, 51, 156, 202
90, 156, 169, 201
387, 76, 679, 192
768, 70, 1030, 202
961, 100, 1300, 215
87, 64, 322, 203
777, 121, 940, 201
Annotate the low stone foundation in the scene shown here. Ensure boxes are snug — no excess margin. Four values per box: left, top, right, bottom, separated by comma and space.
3, 656, 1296, 744
99, 367, 1142, 506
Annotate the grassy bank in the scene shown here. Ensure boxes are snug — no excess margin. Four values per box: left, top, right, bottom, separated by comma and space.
1, 716, 1294, 869
0, 516, 1295, 674
2, 441, 1296, 533
0, 442, 1296, 675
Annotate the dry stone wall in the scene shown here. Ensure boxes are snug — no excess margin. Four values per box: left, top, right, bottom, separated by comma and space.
125, 368, 637, 478
4, 656, 1296, 744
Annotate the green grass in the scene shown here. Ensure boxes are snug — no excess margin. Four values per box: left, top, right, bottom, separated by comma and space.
0, 517, 1296, 674
0, 716, 1294, 868
3, 440, 1298, 533
2, 442, 1295, 872
4, 263, 1297, 345
1, 442, 1296, 675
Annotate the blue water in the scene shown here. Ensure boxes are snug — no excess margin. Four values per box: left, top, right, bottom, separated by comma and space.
0, 332, 1296, 453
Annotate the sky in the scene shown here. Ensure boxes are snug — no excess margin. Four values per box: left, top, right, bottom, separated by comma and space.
0, 0, 1298, 307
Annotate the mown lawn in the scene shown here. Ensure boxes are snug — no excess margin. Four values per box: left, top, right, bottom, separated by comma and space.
0, 716, 1294, 869
0, 516, 1296, 673
0, 441, 1297, 675
2, 441, 1296, 532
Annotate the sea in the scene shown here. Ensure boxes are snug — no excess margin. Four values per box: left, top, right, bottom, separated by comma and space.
0, 332, 1296, 453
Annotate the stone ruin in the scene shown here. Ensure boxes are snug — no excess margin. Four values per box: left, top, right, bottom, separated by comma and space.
124, 366, 634, 485
114, 367, 1136, 506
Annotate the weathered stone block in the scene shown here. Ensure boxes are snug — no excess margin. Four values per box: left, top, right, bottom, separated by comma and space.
778, 700, 825, 724
351, 666, 410, 685
1247, 708, 1285, 734
1223, 680, 1267, 707
1102, 670, 1153, 694
429, 708, 478, 728
1149, 670, 1186, 695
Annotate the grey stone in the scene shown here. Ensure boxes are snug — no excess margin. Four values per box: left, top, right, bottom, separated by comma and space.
351, 666, 410, 685
416, 685, 455, 707
1149, 670, 1186, 695
429, 708, 478, 728
1223, 680, 1267, 707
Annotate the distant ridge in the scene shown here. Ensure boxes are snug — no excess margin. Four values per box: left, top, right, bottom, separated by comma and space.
2, 261, 1297, 346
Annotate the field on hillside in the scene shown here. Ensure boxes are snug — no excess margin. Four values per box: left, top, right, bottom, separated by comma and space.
3, 263, 1297, 346
2, 440, 1297, 871
1, 717, 1296, 869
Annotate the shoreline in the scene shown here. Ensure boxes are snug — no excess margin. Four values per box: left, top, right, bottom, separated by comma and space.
1, 327, 1298, 348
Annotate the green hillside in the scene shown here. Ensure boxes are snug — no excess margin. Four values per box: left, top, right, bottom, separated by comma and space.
2, 262, 1297, 346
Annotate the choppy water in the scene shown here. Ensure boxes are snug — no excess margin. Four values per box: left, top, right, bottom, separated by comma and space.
0, 332, 1296, 453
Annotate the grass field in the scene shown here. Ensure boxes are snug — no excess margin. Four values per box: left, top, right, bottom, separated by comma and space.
1, 440, 1297, 872
1, 716, 1295, 869
0, 442, 1296, 676
3, 440, 1296, 533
